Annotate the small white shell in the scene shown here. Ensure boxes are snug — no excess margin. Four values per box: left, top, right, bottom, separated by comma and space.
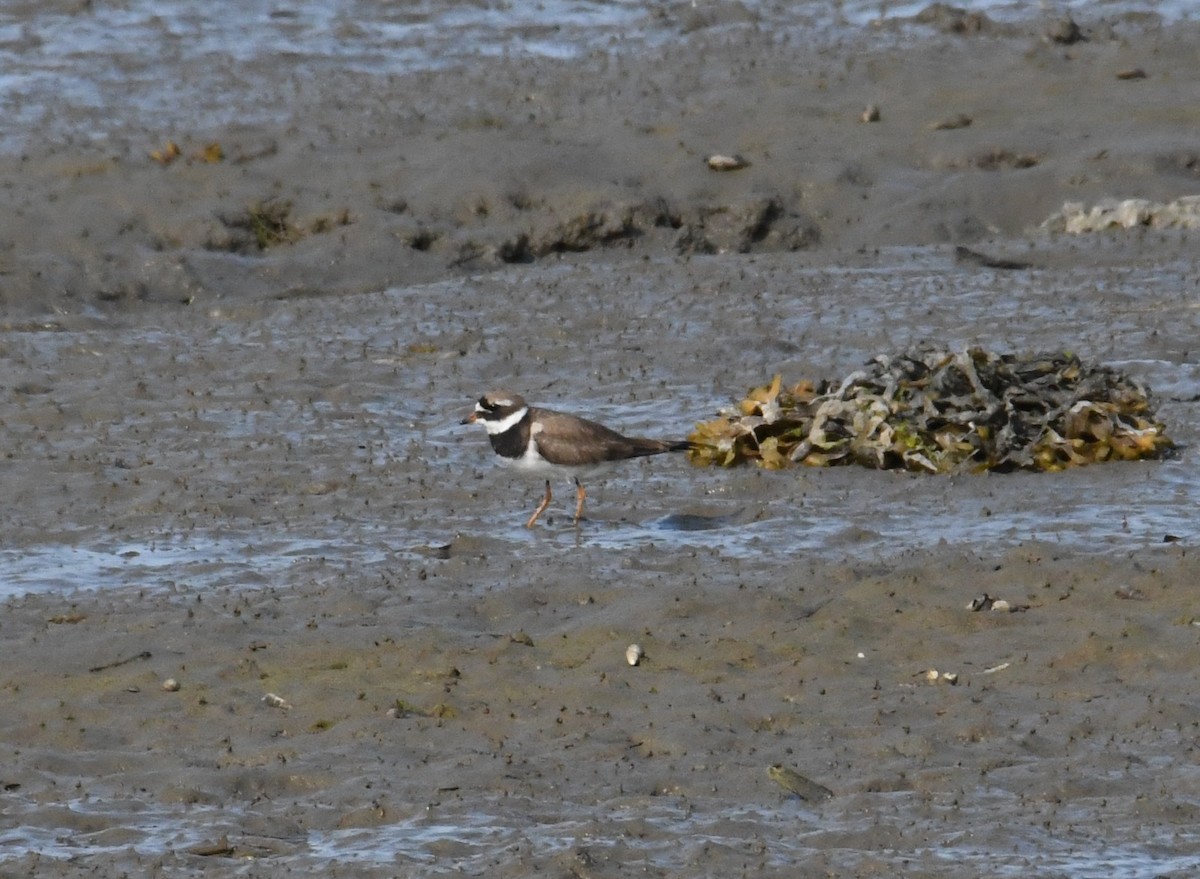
161, 678, 180, 692
261, 692, 293, 710
991, 599, 1011, 612
921, 669, 958, 685
626, 644, 645, 667
706, 154, 749, 171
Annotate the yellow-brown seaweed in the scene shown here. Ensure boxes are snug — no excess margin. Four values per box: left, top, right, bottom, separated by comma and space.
690, 346, 1173, 473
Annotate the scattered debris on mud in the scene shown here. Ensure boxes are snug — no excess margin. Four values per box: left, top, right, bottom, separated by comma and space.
1043, 196, 1200, 233
689, 345, 1173, 473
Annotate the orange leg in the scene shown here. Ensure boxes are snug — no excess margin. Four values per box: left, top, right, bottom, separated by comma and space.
526, 480, 553, 528
573, 478, 586, 525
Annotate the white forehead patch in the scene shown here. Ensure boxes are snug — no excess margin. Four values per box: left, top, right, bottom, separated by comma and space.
477, 397, 513, 413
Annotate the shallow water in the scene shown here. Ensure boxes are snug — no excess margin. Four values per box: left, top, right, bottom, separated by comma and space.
0, 0, 1192, 152
4, 779, 1195, 877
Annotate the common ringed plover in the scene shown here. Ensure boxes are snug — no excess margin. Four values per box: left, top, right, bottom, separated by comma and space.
462, 390, 693, 527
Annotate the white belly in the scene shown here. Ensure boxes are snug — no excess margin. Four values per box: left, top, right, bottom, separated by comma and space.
504, 440, 559, 472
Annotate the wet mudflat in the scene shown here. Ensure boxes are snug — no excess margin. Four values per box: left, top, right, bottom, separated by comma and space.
3, 246, 1199, 877
2, 2, 1200, 876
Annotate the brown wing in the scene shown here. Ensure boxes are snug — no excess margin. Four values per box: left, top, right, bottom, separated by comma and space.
530, 407, 686, 466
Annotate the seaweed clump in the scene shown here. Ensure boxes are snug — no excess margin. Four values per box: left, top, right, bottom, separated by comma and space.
689, 345, 1173, 473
